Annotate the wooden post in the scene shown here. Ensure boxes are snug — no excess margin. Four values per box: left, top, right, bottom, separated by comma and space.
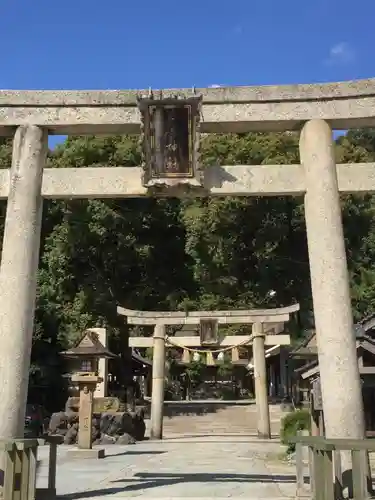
3, 445, 16, 499
48, 443, 57, 491
0, 439, 40, 500
351, 450, 367, 500
295, 442, 308, 498
19, 448, 30, 499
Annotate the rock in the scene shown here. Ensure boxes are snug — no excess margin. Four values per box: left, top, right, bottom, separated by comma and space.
92, 426, 100, 441
56, 428, 68, 436
128, 411, 146, 440
100, 413, 113, 434
116, 433, 136, 445
47, 403, 146, 445
92, 416, 100, 427
99, 433, 117, 445
66, 412, 79, 424
101, 413, 127, 437
64, 426, 78, 444
135, 419, 146, 440
65, 397, 79, 413
136, 407, 145, 420
99, 411, 145, 441
133, 414, 146, 441
49, 412, 68, 433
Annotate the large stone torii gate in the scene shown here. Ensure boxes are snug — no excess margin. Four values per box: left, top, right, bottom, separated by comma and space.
0, 79, 373, 448
118, 304, 299, 439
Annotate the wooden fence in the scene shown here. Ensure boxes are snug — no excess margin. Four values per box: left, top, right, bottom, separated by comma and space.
289, 435, 375, 500
0, 435, 62, 500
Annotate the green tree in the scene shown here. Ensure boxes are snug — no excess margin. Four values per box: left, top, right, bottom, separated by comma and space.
2, 130, 375, 407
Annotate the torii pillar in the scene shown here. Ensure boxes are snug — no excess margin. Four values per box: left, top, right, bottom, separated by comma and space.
0, 126, 47, 441
301, 120, 365, 489
252, 323, 271, 439
150, 324, 166, 440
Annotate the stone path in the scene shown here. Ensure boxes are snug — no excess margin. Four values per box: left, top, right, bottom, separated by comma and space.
37, 437, 298, 499
161, 403, 283, 438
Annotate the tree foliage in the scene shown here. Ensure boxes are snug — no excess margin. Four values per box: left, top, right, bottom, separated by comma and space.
0, 130, 375, 406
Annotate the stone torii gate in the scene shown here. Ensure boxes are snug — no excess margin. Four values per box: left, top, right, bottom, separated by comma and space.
0, 79, 373, 452
118, 304, 299, 439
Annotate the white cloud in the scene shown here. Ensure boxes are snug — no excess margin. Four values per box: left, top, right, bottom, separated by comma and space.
326, 42, 355, 65
208, 84, 222, 88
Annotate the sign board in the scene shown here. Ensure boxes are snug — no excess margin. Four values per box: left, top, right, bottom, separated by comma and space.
137, 94, 203, 188
199, 318, 219, 345
312, 378, 323, 411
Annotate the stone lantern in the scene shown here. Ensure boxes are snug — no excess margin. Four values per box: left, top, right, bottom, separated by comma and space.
61, 330, 117, 458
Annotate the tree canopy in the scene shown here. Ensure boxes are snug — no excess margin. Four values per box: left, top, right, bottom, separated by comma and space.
1, 130, 375, 406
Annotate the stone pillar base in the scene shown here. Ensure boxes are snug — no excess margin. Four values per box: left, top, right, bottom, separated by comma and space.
150, 431, 162, 440
257, 432, 271, 440
66, 448, 105, 459
36, 487, 56, 500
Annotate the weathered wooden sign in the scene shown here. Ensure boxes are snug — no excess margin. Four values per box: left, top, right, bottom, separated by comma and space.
312, 377, 323, 411
137, 93, 203, 188
199, 318, 219, 345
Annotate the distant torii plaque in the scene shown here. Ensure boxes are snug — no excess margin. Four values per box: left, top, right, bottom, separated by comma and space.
200, 319, 218, 346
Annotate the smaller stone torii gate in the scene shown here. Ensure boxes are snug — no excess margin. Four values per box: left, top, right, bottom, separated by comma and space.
117, 304, 300, 439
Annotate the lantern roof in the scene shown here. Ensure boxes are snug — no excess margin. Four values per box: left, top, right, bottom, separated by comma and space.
61, 330, 117, 359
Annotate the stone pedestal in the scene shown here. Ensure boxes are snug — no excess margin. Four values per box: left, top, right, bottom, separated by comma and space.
67, 373, 105, 460
67, 448, 105, 459
252, 323, 271, 439
150, 324, 166, 440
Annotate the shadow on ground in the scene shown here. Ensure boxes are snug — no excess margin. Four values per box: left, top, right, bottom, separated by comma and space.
58, 472, 297, 499
160, 433, 280, 441
104, 450, 166, 458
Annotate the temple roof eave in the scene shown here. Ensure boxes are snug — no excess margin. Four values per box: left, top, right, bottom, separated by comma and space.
61, 347, 117, 359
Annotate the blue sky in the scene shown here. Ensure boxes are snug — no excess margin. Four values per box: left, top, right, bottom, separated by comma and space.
0, 0, 374, 145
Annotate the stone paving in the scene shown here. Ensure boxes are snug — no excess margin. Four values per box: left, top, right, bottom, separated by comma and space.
36, 436, 298, 499
161, 403, 283, 438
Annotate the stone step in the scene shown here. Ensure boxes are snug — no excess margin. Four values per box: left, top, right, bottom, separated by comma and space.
159, 404, 283, 437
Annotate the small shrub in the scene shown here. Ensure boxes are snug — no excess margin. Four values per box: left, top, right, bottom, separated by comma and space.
280, 409, 311, 453
164, 380, 183, 401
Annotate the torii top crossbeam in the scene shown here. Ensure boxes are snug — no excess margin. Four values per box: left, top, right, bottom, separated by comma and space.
117, 304, 300, 348
1, 79, 375, 135
117, 304, 299, 325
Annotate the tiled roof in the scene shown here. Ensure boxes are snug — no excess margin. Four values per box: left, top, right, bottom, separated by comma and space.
291, 322, 374, 357
290, 330, 316, 355
61, 330, 117, 359
131, 349, 152, 367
